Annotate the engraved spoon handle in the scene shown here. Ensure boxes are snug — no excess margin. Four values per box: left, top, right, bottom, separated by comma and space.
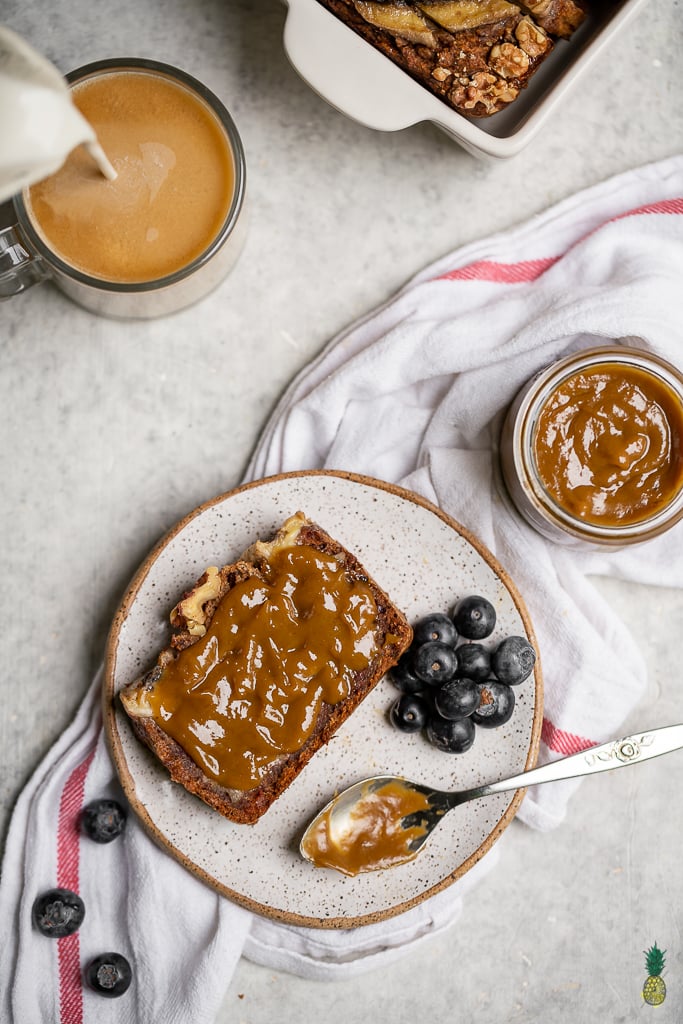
452, 724, 683, 806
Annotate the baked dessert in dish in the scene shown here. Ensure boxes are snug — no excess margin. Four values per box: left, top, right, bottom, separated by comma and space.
315, 0, 589, 117
120, 512, 413, 824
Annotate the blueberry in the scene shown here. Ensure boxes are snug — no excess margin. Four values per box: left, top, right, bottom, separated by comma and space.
455, 642, 491, 683
491, 636, 536, 686
81, 799, 127, 843
389, 693, 429, 733
412, 613, 458, 648
389, 651, 424, 694
472, 681, 515, 728
85, 953, 132, 998
434, 678, 479, 720
426, 713, 476, 754
452, 596, 496, 640
32, 888, 85, 938
412, 641, 457, 687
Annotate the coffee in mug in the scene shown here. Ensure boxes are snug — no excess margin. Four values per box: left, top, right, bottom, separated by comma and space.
2, 58, 246, 318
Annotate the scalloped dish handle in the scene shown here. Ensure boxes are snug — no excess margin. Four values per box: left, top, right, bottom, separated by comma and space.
282, 0, 438, 132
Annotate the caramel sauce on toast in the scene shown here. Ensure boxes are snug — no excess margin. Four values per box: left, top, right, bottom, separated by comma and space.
146, 544, 379, 792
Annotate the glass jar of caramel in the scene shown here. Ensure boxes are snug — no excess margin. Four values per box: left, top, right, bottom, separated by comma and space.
499, 345, 683, 547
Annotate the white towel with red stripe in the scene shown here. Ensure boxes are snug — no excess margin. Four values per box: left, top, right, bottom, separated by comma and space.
2, 155, 683, 1024
248, 154, 683, 831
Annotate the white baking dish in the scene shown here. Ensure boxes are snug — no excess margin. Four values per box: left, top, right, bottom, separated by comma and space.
281, 0, 648, 159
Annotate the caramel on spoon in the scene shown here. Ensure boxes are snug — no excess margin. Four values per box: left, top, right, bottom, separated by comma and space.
300, 724, 683, 875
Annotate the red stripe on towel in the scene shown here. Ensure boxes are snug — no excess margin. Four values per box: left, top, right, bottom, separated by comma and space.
58, 933, 84, 1024
541, 717, 595, 756
57, 748, 96, 1024
614, 196, 683, 219
437, 257, 559, 283
435, 195, 683, 284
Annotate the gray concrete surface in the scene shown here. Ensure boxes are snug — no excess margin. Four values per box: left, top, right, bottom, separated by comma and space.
1, 2, 682, 1021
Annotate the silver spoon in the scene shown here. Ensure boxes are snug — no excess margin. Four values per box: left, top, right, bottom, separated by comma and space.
300, 724, 683, 875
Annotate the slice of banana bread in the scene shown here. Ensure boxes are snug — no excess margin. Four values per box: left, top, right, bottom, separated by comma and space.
120, 512, 412, 824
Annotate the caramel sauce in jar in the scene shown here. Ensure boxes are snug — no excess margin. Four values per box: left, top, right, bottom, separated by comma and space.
146, 544, 379, 792
301, 780, 432, 875
499, 346, 683, 546
533, 363, 683, 527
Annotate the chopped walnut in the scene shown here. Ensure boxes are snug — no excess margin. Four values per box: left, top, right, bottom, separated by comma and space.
514, 16, 551, 57
488, 42, 530, 79
450, 71, 518, 114
431, 65, 453, 82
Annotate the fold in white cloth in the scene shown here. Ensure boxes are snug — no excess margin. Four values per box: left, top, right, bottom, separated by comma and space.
249, 154, 683, 829
2, 156, 682, 1024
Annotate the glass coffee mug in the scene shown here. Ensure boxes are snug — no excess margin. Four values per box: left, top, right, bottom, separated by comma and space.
0, 58, 247, 318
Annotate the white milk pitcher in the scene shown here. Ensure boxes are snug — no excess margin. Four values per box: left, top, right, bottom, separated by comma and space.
0, 26, 115, 202
0, 26, 119, 302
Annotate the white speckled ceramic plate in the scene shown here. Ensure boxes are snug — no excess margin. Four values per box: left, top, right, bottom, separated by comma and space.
104, 471, 543, 928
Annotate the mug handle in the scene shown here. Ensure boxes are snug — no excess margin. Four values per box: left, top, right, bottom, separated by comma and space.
0, 200, 49, 299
